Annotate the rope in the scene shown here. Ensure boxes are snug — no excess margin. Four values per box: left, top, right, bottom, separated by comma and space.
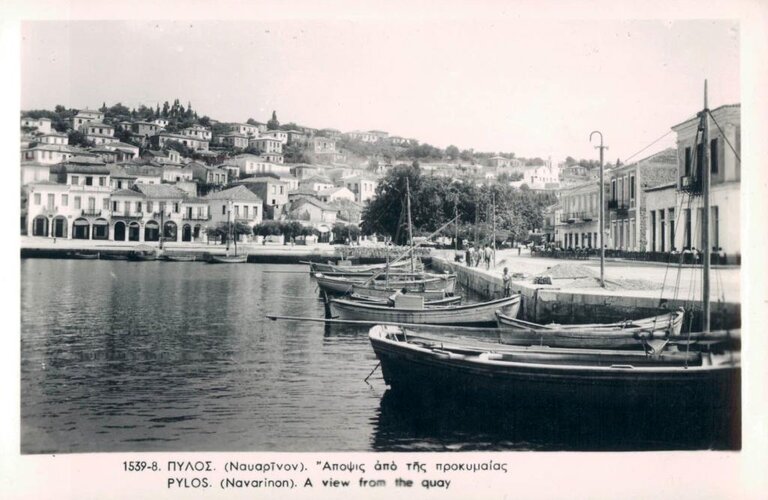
708, 111, 741, 163
622, 129, 675, 164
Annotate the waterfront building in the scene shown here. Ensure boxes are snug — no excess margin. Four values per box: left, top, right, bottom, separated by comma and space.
205, 185, 263, 230
20, 116, 52, 134
235, 176, 290, 219
72, 109, 104, 129
556, 179, 607, 249
644, 182, 677, 253
149, 131, 210, 152
132, 183, 189, 242
542, 203, 561, 244
343, 174, 378, 204
664, 103, 740, 261
21, 161, 51, 186
606, 148, 677, 251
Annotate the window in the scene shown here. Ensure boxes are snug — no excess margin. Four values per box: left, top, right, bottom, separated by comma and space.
712, 206, 720, 250
711, 138, 719, 174
103, 198, 109, 210
659, 210, 666, 252
62, 194, 68, 206
222, 205, 227, 215
611, 179, 616, 200
173, 202, 179, 213
117, 180, 123, 189
88, 197, 96, 210
34, 193, 41, 205
137, 202, 142, 213
684, 147, 691, 176
279, 186, 284, 195
99, 176, 106, 186
684, 208, 692, 249
72, 175, 79, 185
235, 205, 240, 216
74, 196, 81, 209
47, 193, 55, 209
668, 208, 675, 251
112, 201, 119, 212
629, 175, 635, 201
244, 206, 249, 218
146, 201, 153, 213
253, 206, 258, 216
85, 176, 93, 186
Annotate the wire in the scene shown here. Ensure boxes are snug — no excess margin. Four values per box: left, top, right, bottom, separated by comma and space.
622, 129, 675, 165
708, 111, 741, 164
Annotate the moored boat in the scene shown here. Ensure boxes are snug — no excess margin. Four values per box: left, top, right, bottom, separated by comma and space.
330, 294, 520, 326
369, 325, 740, 411
315, 272, 456, 295
351, 283, 449, 301
209, 254, 248, 264
349, 293, 462, 307
165, 254, 197, 262
71, 251, 100, 260
494, 308, 686, 349
308, 258, 422, 274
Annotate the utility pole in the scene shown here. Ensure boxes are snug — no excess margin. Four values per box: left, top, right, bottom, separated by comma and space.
492, 189, 496, 267
590, 131, 608, 288
701, 79, 711, 333
406, 177, 414, 273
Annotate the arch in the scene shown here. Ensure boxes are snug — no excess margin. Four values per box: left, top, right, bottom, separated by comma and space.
52, 216, 67, 238
144, 220, 159, 242
128, 221, 141, 241
92, 218, 110, 240
72, 218, 90, 239
163, 221, 178, 241
181, 224, 192, 242
32, 216, 49, 237
193, 224, 202, 240
113, 221, 127, 241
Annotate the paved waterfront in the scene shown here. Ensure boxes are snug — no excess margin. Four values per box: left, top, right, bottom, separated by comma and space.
436, 248, 741, 303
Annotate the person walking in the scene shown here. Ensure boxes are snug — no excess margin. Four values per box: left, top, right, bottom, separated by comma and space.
465, 246, 472, 266
483, 244, 492, 269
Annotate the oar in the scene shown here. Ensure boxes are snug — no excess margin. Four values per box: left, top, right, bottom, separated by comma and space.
265, 314, 501, 334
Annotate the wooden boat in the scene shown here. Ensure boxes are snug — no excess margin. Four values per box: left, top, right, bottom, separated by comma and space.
209, 254, 248, 264
315, 272, 456, 295
99, 253, 129, 261
369, 325, 740, 411
71, 251, 100, 259
494, 308, 686, 349
127, 250, 158, 261
351, 283, 449, 301
307, 258, 421, 274
329, 294, 520, 326
165, 254, 197, 262
349, 293, 462, 307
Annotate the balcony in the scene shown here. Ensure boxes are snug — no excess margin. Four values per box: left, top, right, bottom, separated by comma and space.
81, 209, 102, 216
113, 211, 144, 219
607, 199, 629, 217
561, 212, 597, 224
679, 175, 702, 194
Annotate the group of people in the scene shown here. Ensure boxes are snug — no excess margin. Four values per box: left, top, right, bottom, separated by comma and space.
461, 244, 495, 270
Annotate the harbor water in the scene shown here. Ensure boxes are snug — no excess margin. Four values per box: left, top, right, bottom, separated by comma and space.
20, 259, 735, 453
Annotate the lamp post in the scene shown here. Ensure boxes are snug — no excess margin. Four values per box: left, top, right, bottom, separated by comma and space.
589, 131, 608, 288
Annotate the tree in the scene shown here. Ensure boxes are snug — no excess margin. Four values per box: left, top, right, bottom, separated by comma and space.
67, 130, 93, 148
267, 111, 280, 130
164, 140, 193, 157
446, 145, 460, 161
459, 149, 474, 162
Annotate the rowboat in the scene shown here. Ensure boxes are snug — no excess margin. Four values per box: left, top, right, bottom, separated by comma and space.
307, 259, 422, 274
329, 294, 520, 326
494, 308, 686, 349
165, 254, 197, 262
369, 325, 741, 412
99, 253, 129, 261
71, 251, 100, 259
349, 293, 462, 307
315, 272, 456, 295
209, 254, 248, 264
351, 283, 450, 301
127, 250, 158, 261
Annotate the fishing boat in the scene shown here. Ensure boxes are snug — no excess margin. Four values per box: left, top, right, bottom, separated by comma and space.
99, 253, 129, 261
127, 245, 159, 261
207, 200, 248, 264
164, 254, 197, 262
71, 251, 100, 259
330, 294, 520, 326
494, 308, 686, 349
351, 283, 450, 301
349, 293, 462, 307
369, 325, 740, 411
315, 272, 456, 295
307, 258, 422, 274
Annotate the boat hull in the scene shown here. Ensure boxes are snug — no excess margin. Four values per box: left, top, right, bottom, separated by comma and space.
209, 255, 248, 263
495, 309, 685, 349
316, 273, 456, 295
330, 295, 520, 326
369, 327, 741, 415
349, 294, 462, 306
351, 284, 448, 300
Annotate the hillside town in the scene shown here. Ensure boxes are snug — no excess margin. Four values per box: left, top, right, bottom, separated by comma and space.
20, 101, 740, 264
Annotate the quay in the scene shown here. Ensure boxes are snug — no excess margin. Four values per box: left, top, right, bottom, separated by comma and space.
19, 236, 417, 264
432, 248, 741, 330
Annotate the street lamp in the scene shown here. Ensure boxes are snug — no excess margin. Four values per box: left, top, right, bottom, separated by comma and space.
589, 131, 608, 288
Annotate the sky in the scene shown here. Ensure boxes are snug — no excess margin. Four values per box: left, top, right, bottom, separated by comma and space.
20, 19, 739, 163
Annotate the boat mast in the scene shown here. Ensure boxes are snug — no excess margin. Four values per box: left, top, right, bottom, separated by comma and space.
226, 200, 231, 253
492, 189, 496, 267
590, 131, 607, 288
406, 177, 414, 273
454, 202, 459, 253
701, 79, 711, 332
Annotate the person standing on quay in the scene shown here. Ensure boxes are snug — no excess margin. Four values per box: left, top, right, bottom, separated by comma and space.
465, 246, 472, 266
502, 267, 511, 297
483, 244, 492, 269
